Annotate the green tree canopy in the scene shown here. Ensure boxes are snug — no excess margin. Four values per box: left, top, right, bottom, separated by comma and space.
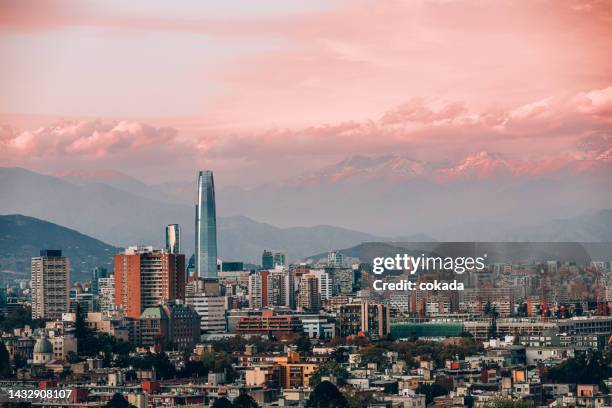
358, 346, 388, 368
211, 397, 233, 408
232, 394, 259, 408
416, 382, 448, 404
546, 350, 612, 385
106, 393, 135, 408
483, 400, 534, 408
310, 361, 350, 387
0, 341, 11, 377
306, 381, 348, 408
296, 335, 312, 354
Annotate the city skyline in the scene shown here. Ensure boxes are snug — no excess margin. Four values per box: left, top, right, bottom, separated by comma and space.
2, 2, 612, 405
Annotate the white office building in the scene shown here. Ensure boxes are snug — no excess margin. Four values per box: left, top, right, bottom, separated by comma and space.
186, 295, 227, 333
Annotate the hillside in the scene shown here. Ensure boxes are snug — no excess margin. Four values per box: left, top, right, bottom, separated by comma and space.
0, 167, 389, 263
0, 214, 117, 283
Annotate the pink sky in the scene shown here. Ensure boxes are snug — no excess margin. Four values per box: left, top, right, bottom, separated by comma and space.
1, 0, 611, 186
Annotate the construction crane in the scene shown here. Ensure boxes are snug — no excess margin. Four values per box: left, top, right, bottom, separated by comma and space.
540, 268, 548, 321
595, 265, 605, 316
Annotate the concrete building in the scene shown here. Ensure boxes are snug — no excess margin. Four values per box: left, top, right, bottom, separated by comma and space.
31, 250, 70, 320
298, 274, 321, 312
338, 301, 391, 340
309, 270, 332, 301
114, 246, 186, 319
91, 267, 108, 295
97, 275, 115, 312
249, 270, 269, 308
327, 251, 344, 268
186, 294, 227, 333
262, 250, 286, 269
236, 310, 303, 336
49, 332, 78, 360
140, 301, 200, 351
268, 268, 294, 308
300, 315, 335, 339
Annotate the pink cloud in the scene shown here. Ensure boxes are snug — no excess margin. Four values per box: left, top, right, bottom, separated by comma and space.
1, 85, 611, 185
1, 119, 177, 158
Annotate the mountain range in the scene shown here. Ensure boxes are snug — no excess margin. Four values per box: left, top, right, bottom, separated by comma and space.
0, 214, 117, 282
217, 152, 611, 236
0, 167, 408, 264
0, 153, 610, 266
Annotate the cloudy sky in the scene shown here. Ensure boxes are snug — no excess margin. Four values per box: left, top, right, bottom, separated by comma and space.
1, 0, 611, 187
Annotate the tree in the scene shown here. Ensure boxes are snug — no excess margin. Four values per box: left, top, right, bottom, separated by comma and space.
546, 350, 612, 385
0, 305, 44, 332
75, 302, 87, 335
67, 351, 80, 364
106, 393, 133, 408
212, 397, 233, 408
483, 400, 534, 408
416, 383, 448, 404
344, 390, 374, 408
310, 361, 350, 387
358, 346, 388, 368
0, 341, 11, 377
516, 303, 528, 317
232, 394, 259, 408
484, 301, 492, 316
179, 360, 209, 378
575, 303, 584, 316
487, 305, 498, 339
296, 335, 312, 354
330, 348, 349, 364
306, 381, 348, 408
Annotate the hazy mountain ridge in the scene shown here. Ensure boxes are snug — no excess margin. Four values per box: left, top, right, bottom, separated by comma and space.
1, 164, 610, 268
0, 167, 398, 264
216, 153, 611, 235
287, 151, 611, 186
0, 214, 117, 282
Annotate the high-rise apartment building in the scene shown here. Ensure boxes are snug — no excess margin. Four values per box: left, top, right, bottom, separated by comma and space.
248, 270, 269, 308
114, 246, 185, 319
97, 275, 115, 312
165, 224, 181, 254
262, 250, 286, 269
308, 270, 332, 301
262, 250, 274, 270
195, 170, 218, 279
298, 275, 321, 312
31, 250, 70, 320
268, 269, 294, 308
330, 267, 355, 294
273, 252, 286, 268
327, 251, 344, 268
91, 266, 108, 295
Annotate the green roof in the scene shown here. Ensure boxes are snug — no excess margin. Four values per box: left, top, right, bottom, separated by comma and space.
140, 307, 164, 319
33, 337, 53, 354
391, 322, 464, 339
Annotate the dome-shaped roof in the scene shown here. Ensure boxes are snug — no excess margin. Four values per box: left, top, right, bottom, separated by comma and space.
33, 336, 53, 354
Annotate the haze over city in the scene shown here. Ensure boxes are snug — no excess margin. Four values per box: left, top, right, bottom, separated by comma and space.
1, 0, 611, 242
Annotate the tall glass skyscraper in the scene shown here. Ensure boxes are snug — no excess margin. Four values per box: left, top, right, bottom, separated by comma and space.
195, 170, 218, 279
